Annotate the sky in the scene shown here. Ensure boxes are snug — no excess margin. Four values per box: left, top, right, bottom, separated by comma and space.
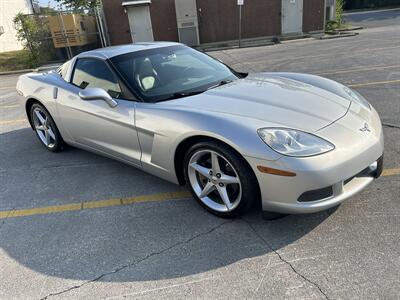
37, 0, 59, 8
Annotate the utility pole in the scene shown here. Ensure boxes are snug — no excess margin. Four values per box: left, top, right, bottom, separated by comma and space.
238, 0, 244, 48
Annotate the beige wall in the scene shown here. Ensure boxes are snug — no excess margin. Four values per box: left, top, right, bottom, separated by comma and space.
0, 0, 32, 52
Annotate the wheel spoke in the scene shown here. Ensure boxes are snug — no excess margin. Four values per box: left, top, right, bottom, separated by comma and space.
34, 110, 46, 125
44, 130, 50, 145
35, 125, 45, 131
211, 152, 221, 173
199, 181, 215, 198
219, 174, 239, 185
217, 185, 232, 210
47, 127, 56, 140
190, 163, 211, 178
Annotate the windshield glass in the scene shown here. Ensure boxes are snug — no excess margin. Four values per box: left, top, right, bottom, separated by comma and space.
110, 45, 239, 102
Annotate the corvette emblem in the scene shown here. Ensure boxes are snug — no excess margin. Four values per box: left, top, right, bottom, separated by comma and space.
359, 123, 371, 132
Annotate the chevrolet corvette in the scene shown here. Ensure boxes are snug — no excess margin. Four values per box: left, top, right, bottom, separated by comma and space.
16, 42, 384, 218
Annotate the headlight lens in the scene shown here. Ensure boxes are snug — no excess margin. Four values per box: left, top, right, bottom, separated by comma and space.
257, 128, 335, 157
343, 86, 371, 110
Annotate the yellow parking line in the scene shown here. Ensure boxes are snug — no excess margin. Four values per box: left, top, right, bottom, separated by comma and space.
3, 203, 83, 219
0, 166, 399, 220
82, 198, 122, 209
0, 191, 191, 219
0, 104, 20, 109
348, 79, 400, 88
382, 168, 400, 177
0, 119, 27, 125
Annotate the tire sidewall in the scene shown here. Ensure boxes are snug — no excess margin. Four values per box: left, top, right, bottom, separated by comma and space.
184, 141, 259, 218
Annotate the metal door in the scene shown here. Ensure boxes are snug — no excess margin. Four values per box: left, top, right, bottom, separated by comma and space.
196, 0, 239, 44
282, 0, 303, 35
57, 86, 142, 167
127, 5, 154, 42
56, 56, 142, 167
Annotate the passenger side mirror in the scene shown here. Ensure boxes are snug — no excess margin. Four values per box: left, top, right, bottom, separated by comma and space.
79, 87, 118, 108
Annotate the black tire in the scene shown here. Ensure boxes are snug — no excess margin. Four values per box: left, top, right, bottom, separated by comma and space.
30, 103, 65, 152
184, 141, 260, 218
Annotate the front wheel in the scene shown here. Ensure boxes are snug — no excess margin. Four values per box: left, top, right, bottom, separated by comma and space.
184, 141, 259, 218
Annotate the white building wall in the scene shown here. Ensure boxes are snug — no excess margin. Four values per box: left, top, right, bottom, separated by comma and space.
0, 0, 33, 53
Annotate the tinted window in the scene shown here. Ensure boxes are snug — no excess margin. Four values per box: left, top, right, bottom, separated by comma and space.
110, 45, 239, 102
72, 58, 122, 98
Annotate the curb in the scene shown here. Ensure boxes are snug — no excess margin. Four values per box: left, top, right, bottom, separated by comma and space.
320, 32, 359, 40
203, 42, 276, 52
338, 26, 363, 31
0, 65, 61, 76
0, 69, 32, 76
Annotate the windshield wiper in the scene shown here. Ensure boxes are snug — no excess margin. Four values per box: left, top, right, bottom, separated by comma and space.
159, 90, 206, 101
157, 80, 233, 102
207, 80, 233, 90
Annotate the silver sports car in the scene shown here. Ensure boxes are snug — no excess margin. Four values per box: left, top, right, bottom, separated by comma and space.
16, 42, 384, 218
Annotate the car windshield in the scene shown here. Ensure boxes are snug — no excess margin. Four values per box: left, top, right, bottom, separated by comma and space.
109, 45, 241, 102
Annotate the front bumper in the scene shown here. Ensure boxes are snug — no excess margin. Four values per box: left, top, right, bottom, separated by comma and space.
246, 105, 384, 214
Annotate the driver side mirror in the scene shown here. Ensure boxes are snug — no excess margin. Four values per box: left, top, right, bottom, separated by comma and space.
79, 87, 118, 108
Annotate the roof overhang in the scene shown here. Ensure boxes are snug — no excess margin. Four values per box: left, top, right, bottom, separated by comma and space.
122, 0, 151, 6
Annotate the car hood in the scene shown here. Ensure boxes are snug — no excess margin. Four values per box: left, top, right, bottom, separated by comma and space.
168, 73, 351, 132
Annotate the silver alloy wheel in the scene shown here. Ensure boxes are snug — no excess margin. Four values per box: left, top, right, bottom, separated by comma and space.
188, 150, 242, 212
32, 107, 56, 148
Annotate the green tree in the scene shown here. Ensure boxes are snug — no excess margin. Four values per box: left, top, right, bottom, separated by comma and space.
13, 13, 53, 67
55, 0, 100, 9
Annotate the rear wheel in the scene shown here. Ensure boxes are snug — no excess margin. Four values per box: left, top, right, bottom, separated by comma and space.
30, 103, 65, 152
184, 141, 259, 218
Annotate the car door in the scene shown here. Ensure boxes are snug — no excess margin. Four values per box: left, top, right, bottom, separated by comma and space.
56, 57, 142, 167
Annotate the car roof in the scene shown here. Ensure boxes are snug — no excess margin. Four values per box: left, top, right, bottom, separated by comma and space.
76, 42, 181, 60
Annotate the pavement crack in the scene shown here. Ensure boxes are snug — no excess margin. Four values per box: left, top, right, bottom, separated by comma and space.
40, 220, 233, 299
0, 216, 7, 232
0, 206, 15, 236
241, 218, 329, 300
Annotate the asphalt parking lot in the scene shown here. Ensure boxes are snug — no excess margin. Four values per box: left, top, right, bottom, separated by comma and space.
1, 11, 399, 300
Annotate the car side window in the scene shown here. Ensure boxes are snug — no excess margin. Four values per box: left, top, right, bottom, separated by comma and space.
72, 58, 122, 98
57, 60, 71, 80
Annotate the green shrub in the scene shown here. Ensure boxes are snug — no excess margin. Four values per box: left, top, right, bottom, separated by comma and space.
336, 0, 345, 26
326, 21, 339, 32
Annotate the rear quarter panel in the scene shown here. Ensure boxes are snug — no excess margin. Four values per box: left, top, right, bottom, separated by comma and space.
16, 72, 71, 135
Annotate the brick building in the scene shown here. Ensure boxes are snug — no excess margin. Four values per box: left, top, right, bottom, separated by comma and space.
101, 0, 333, 47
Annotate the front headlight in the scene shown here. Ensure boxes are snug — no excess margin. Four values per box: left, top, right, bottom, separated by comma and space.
343, 86, 371, 110
257, 128, 335, 157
